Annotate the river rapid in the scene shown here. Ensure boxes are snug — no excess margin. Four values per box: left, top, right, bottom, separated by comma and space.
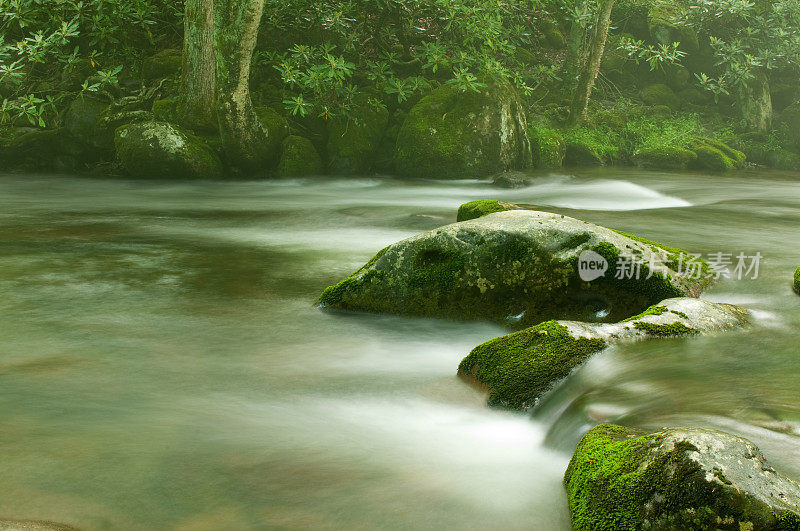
1, 169, 799, 529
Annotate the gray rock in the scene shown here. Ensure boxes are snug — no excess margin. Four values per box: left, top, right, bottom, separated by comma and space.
564, 424, 800, 530
458, 297, 749, 409
319, 208, 714, 328
491, 171, 532, 189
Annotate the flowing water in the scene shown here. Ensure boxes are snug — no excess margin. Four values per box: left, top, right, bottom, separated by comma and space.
0, 169, 799, 530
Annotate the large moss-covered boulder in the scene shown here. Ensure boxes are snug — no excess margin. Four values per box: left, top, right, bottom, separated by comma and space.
777, 103, 800, 151
530, 127, 566, 169
633, 146, 698, 170
565, 424, 800, 530
394, 83, 532, 179
564, 139, 605, 166
327, 96, 389, 174
254, 105, 290, 166
0, 126, 80, 172
63, 95, 109, 150
642, 84, 680, 110
319, 207, 714, 328
689, 137, 746, 171
114, 121, 222, 179
142, 48, 181, 81
278, 135, 323, 177
458, 298, 748, 409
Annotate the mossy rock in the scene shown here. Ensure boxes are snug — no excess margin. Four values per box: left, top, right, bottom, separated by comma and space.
63, 95, 109, 151
641, 83, 680, 110
530, 127, 565, 169
794, 266, 800, 295
776, 103, 800, 151
689, 137, 746, 171
456, 199, 519, 221
771, 84, 800, 113
114, 121, 222, 179
327, 96, 389, 174
491, 171, 532, 189
0, 520, 77, 530
277, 135, 323, 178
254, 105, 289, 166
459, 297, 748, 409
648, 4, 699, 54
0, 126, 81, 172
152, 98, 179, 122
564, 139, 604, 167
319, 208, 715, 329
142, 48, 182, 81
565, 424, 800, 530
394, 83, 532, 179
633, 146, 697, 170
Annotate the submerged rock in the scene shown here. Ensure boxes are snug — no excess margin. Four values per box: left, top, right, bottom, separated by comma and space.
458, 297, 749, 409
490, 171, 532, 189
114, 121, 222, 179
319, 207, 714, 328
564, 424, 800, 530
394, 83, 531, 179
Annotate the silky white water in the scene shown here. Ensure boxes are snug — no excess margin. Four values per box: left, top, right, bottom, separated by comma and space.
0, 168, 798, 529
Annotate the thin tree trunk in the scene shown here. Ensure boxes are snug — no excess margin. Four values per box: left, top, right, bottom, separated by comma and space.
181, 0, 217, 130
214, 0, 269, 172
561, 0, 590, 91
568, 0, 615, 125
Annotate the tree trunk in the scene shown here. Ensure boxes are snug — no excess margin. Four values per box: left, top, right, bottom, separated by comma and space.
181, 0, 217, 130
561, 0, 590, 91
214, 0, 270, 172
740, 70, 772, 132
568, 0, 615, 125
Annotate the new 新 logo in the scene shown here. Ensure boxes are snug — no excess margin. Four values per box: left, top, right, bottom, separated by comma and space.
578, 250, 608, 282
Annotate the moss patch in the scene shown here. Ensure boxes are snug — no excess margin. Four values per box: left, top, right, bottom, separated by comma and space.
456, 199, 513, 222
794, 266, 800, 295
530, 126, 566, 169
458, 321, 607, 409
632, 321, 699, 337
278, 135, 323, 177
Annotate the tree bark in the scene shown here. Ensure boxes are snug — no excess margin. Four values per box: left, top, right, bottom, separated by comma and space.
561, 0, 590, 91
181, 0, 217, 130
568, 0, 615, 125
214, 0, 270, 172
740, 70, 772, 132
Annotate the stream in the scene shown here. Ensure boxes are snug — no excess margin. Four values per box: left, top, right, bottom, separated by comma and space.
1, 169, 799, 530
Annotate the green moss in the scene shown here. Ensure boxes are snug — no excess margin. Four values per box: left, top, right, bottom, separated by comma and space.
539, 19, 566, 48
458, 321, 607, 409
564, 424, 712, 530
689, 137, 746, 171
633, 146, 697, 170
530, 126, 566, 169
794, 266, 800, 295
621, 305, 667, 322
641, 84, 680, 110
632, 321, 699, 337
456, 199, 512, 222
142, 48, 181, 81
327, 95, 389, 174
152, 98, 178, 122
408, 248, 465, 289
278, 135, 323, 177
394, 83, 530, 179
